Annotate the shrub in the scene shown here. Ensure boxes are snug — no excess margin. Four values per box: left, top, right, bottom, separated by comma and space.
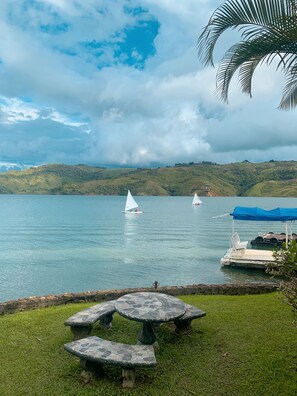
267, 240, 297, 315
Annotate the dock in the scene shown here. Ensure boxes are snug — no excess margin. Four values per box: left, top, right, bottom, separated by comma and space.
221, 248, 274, 270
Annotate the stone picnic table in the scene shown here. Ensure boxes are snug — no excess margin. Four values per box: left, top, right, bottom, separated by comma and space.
115, 291, 186, 346
64, 291, 206, 387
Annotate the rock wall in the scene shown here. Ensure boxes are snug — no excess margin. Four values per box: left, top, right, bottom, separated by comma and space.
0, 282, 278, 315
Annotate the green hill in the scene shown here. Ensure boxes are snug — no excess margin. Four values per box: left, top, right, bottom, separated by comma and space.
0, 161, 297, 196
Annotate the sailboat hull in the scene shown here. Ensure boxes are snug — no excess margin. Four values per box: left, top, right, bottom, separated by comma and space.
122, 210, 143, 214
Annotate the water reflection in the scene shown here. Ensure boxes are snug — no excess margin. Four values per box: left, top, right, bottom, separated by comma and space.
220, 266, 275, 283
124, 214, 139, 243
123, 214, 140, 264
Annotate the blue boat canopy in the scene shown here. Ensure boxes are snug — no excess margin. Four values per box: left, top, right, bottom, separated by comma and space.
231, 206, 297, 222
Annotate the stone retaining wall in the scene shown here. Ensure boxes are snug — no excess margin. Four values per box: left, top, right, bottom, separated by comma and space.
0, 282, 279, 315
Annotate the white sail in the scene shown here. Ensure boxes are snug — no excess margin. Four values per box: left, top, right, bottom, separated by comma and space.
125, 190, 139, 212
192, 192, 202, 205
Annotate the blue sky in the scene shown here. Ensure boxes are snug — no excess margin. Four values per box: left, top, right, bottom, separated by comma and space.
0, 0, 296, 171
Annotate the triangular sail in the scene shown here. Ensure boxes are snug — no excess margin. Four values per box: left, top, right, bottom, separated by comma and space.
192, 192, 202, 205
125, 190, 139, 212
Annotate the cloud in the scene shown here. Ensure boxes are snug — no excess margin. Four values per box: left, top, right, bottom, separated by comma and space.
0, 96, 40, 123
0, 0, 295, 169
0, 116, 88, 164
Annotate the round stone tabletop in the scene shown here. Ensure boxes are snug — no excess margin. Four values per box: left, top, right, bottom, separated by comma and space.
115, 292, 186, 323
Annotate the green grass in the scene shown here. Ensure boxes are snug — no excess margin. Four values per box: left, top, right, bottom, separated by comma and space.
1, 293, 296, 395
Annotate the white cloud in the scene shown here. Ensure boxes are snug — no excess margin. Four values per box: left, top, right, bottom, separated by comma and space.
45, 110, 86, 127
0, 97, 40, 123
0, 0, 295, 168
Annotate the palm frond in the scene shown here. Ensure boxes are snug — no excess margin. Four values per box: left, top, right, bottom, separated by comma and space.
197, 0, 296, 65
239, 59, 262, 96
216, 35, 297, 101
279, 67, 297, 109
197, 0, 297, 109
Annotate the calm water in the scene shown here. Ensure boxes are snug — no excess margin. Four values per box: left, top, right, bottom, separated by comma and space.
1, 195, 297, 302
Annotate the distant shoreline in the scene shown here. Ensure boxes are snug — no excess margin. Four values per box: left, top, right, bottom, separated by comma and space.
0, 161, 296, 196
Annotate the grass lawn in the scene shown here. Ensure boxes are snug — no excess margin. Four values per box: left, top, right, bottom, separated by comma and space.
1, 292, 296, 396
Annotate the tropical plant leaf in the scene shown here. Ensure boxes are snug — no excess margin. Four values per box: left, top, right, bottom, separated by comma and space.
280, 67, 297, 109
197, 0, 297, 109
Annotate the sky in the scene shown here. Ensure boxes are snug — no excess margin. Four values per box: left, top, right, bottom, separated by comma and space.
0, 0, 296, 171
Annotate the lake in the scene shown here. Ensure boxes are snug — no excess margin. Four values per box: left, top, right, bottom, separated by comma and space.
1, 195, 297, 302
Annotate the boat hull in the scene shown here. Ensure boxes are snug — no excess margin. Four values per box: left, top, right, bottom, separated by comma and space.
250, 232, 297, 249
122, 210, 143, 214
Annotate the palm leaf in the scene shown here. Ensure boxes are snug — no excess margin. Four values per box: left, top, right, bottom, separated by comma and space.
197, 0, 297, 109
280, 67, 297, 109
197, 0, 296, 66
216, 35, 297, 101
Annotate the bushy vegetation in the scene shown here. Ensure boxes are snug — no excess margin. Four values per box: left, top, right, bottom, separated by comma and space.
267, 240, 297, 315
1, 293, 297, 395
0, 161, 297, 196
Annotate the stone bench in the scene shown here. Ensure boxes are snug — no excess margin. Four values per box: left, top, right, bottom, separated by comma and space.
174, 303, 206, 333
64, 335, 157, 388
64, 300, 116, 340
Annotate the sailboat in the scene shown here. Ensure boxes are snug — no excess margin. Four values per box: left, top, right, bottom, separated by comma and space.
123, 190, 143, 214
192, 192, 202, 206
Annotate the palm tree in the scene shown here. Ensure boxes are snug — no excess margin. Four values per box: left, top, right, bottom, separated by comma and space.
197, 0, 297, 110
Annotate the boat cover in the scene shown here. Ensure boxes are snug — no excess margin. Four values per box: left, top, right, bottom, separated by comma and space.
231, 206, 297, 222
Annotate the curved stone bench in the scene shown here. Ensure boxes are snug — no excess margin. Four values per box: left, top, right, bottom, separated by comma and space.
64, 335, 157, 388
174, 303, 206, 333
64, 300, 116, 340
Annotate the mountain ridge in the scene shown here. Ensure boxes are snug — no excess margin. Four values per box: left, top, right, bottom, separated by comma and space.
0, 161, 296, 196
